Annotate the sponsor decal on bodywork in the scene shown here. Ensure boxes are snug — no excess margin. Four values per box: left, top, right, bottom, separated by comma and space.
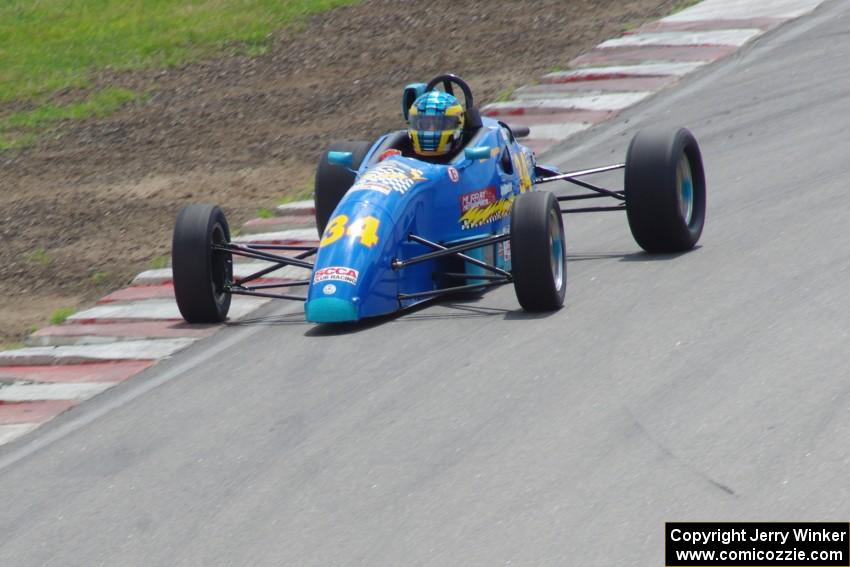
350, 160, 427, 195
448, 166, 460, 183
313, 266, 359, 285
320, 215, 381, 249
460, 187, 497, 213
460, 196, 514, 230
515, 152, 534, 193
498, 240, 511, 262
378, 149, 402, 161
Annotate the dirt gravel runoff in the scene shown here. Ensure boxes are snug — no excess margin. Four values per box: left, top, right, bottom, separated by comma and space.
0, 0, 683, 343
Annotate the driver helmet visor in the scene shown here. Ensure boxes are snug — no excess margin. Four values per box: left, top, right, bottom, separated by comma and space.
409, 114, 460, 132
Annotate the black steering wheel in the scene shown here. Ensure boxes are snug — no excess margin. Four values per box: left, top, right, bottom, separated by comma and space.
424, 74, 474, 109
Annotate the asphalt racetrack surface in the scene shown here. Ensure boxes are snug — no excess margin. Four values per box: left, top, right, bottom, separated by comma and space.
1, 2, 848, 565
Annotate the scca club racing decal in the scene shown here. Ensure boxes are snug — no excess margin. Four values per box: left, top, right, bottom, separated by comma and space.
459, 188, 514, 230
313, 266, 359, 285
350, 160, 427, 195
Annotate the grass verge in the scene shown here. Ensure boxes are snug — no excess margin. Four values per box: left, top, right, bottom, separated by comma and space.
0, 88, 138, 150
149, 255, 170, 270
0, 0, 358, 102
0, 0, 358, 147
49, 307, 76, 326
27, 248, 53, 267
277, 186, 314, 205
671, 0, 701, 13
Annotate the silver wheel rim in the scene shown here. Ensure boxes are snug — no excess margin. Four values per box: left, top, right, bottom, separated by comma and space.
677, 153, 694, 226
211, 223, 230, 304
548, 207, 564, 290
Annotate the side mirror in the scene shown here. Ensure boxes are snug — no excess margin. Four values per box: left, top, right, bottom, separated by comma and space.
402, 83, 427, 120
327, 151, 353, 168
464, 146, 492, 161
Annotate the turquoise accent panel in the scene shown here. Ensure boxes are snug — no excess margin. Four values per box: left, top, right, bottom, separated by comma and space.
327, 151, 353, 167
464, 146, 492, 161
465, 246, 487, 286
305, 298, 359, 323
402, 83, 428, 119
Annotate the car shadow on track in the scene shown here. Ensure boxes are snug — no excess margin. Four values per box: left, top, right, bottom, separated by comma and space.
225, 248, 697, 334
303, 299, 514, 337
397, 302, 512, 321
224, 300, 514, 337
304, 298, 564, 337
568, 247, 698, 263
225, 312, 308, 327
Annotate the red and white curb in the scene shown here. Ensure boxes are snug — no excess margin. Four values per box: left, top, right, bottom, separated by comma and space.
240, 202, 317, 234
483, 0, 828, 156
0, 0, 829, 447
275, 200, 315, 217
0, 203, 318, 447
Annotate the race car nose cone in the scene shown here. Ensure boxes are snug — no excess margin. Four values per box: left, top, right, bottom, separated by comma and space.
305, 297, 359, 323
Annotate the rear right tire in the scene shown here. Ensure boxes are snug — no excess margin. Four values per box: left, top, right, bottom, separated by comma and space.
624, 126, 706, 252
314, 140, 372, 235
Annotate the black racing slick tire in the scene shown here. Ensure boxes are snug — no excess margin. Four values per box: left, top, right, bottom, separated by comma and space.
510, 191, 567, 311
624, 126, 706, 253
314, 140, 372, 235
172, 204, 233, 323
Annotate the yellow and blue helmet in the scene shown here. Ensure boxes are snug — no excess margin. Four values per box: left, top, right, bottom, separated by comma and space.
408, 91, 465, 157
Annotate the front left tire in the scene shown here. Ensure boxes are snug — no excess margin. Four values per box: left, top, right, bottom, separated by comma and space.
172, 204, 233, 323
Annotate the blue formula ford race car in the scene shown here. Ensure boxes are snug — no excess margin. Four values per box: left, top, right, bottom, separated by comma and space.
171, 74, 706, 324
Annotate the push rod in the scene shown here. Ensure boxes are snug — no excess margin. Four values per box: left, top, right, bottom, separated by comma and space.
393, 234, 510, 270
242, 244, 317, 252
561, 205, 627, 213
406, 234, 511, 277
535, 163, 625, 184
232, 262, 295, 286
234, 280, 309, 290
398, 279, 510, 300
217, 244, 314, 270
437, 272, 510, 281
557, 191, 624, 202
227, 289, 307, 301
